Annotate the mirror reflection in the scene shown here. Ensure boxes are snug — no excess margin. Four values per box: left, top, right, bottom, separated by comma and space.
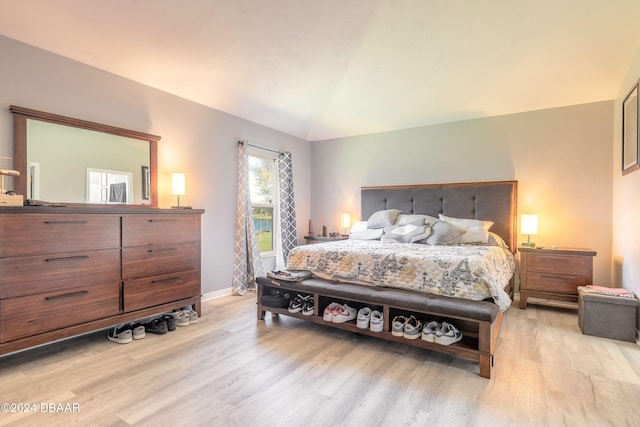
27, 120, 150, 204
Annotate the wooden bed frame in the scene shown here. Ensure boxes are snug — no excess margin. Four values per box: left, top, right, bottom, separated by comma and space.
257, 180, 518, 378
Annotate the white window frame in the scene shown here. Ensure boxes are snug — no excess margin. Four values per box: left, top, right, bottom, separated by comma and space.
248, 151, 279, 257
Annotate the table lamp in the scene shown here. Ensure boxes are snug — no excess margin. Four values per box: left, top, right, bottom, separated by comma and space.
341, 212, 351, 235
171, 172, 185, 208
521, 214, 538, 248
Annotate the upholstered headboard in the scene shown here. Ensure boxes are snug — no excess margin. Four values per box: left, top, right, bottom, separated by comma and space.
361, 181, 518, 252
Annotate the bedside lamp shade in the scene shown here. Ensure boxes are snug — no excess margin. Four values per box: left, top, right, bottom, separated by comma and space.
340, 213, 351, 235
521, 214, 538, 247
172, 172, 185, 207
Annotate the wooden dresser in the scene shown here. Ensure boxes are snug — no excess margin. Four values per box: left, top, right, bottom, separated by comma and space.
0, 206, 203, 356
518, 246, 596, 309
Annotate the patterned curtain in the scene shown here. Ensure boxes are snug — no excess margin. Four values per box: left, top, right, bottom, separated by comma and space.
232, 141, 264, 295
278, 151, 297, 263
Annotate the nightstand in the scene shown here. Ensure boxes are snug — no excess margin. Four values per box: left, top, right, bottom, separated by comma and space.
518, 247, 597, 309
303, 235, 348, 244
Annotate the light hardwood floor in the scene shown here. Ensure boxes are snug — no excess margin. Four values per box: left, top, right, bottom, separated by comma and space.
1, 294, 639, 427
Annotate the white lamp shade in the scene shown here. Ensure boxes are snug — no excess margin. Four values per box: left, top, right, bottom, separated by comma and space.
521, 214, 538, 235
172, 172, 186, 196
340, 213, 351, 229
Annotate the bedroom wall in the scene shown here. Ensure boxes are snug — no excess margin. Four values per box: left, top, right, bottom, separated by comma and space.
310, 101, 614, 288
0, 35, 311, 297
612, 42, 640, 300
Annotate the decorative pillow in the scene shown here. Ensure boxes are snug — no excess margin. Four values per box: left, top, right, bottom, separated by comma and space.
438, 214, 494, 244
349, 228, 384, 240
367, 209, 401, 229
418, 220, 465, 245
381, 222, 430, 244
349, 221, 368, 234
396, 213, 438, 226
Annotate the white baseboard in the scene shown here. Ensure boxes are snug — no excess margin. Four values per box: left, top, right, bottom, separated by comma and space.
202, 287, 233, 302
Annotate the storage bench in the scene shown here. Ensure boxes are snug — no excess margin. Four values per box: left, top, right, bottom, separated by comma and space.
578, 287, 639, 342
256, 276, 505, 378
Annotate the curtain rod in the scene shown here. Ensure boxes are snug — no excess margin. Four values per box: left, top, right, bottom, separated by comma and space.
238, 140, 281, 155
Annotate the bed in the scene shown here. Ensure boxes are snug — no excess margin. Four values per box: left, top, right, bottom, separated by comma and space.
257, 180, 517, 378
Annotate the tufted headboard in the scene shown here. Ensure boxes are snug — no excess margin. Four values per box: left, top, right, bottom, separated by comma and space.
361, 181, 518, 252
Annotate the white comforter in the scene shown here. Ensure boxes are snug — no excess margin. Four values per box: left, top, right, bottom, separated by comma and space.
286, 240, 515, 312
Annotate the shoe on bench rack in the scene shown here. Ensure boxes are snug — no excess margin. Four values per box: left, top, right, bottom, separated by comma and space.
332, 304, 357, 324
369, 310, 384, 333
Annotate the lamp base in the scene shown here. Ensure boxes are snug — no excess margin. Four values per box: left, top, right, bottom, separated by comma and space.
521, 242, 536, 248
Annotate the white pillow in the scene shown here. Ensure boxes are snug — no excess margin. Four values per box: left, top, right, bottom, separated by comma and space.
349, 221, 368, 233
381, 221, 430, 244
349, 228, 384, 240
438, 214, 493, 243
396, 213, 438, 226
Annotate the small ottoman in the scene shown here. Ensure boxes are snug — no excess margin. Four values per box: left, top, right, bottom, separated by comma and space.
578, 287, 639, 342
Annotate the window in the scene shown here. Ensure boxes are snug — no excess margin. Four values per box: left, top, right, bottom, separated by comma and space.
249, 153, 277, 254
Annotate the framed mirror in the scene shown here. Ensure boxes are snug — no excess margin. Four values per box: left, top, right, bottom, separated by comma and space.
11, 105, 159, 207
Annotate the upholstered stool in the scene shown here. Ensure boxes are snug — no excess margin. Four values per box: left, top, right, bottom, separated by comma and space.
578, 287, 639, 342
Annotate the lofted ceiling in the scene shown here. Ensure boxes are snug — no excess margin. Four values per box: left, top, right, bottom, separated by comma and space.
1, 0, 640, 141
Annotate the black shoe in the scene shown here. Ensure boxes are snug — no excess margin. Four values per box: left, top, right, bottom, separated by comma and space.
145, 318, 168, 335
162, 314, 177, 331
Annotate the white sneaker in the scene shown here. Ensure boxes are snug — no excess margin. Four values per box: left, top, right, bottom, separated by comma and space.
172, 310, 190, 327
435, 322, 463, 345
332, 304, 357, 323
370, 310, 384, 333
323, 302, 341, 322
421, 321, 440, 343
403, 315, 422, 340
391, 316, 408, 337
357, 307, 371, 329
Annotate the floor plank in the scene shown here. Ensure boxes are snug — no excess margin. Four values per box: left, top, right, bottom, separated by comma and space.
1, 294, 639, 426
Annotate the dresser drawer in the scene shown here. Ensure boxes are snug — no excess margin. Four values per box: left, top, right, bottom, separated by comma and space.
0, 282, 121, 343
526, 254, 586, 275
0, 249, 121, 298
122, 214, 199, 247
122, 242, 199, 280
0, 214, 120, 257
123, 269, 200, 312
525, 272, 586, 294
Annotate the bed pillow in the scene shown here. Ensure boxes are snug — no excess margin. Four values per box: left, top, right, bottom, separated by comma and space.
381, 221, 430, 244
418, 220, 465, 245
349, 228, 384, 240
396, 213, 438, 226
349, 221, 368, 234
438, 214, 494, 244
366, 209, 401, 229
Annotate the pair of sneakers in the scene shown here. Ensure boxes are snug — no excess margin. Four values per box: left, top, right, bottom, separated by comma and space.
107, 322, 146, 344
356, 307, 384, 332
421, 321, 463, 345
288, 294, 314, 316
391, 315, 423, 340
172, 309, 198, 327
322, 302, 357, 323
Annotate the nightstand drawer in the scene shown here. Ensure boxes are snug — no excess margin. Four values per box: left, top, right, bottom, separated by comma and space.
526, 254, 586, 275
526, 272, 586, 294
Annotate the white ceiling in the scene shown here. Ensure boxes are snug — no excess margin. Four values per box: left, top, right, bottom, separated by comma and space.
1, 0, 640, 141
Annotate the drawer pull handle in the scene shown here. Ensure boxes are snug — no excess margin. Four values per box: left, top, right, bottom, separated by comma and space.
151, 277, 180, 284
148, 248, 178, 253
46, 255, 90, 262
45, 290, 89, 301
44, 220, 89, 225
147, 219, 177, 223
